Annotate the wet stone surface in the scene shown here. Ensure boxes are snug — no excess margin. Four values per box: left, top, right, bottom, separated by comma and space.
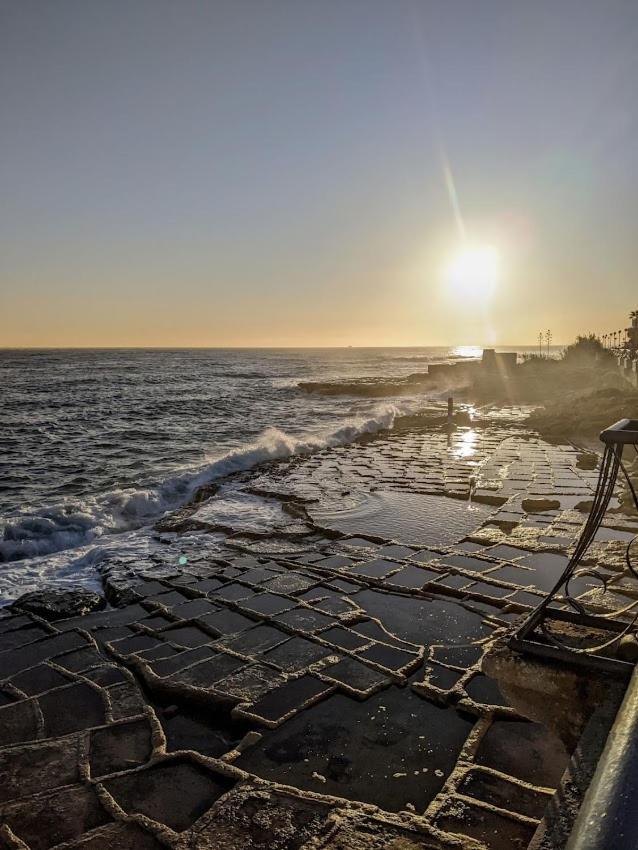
1, 411, 633, 849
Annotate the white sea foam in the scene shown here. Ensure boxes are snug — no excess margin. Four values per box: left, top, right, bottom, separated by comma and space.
0, 402, 411, 565
0, 528, 226, 605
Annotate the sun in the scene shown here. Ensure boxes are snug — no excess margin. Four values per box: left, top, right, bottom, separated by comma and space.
446, 244, 499, 300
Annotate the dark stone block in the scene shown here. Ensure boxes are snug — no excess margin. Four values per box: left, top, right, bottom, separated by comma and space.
511, 590, 545, 607
161, 711, 236, 758
55, 604, 147, 632
129, 580, 170, 599
160, 625, 213, 648
197, 609, 255, 636
239, 593, 295, 616
9, 663, 70, 696
386, 566, 438, 589
465, 674, 508, 707
423, 664, 464, 690
143, 590, 191, 608
249, 675, 333, 723
84, 665, 130, 687
350, 558, 400, 578
439, 555, 498, 573
321, 627, 369, 651
107, 683, 148, 720
314, 597, 353, 615
189, 577, 225, 593
212, 583, 254, 602
298, 587, 342, 604
261, 637, 334, 672
170, 598, 220, 619
0, 784, 110, 850
431, 644, 484, 669
103, 759, 234, 831
314, 555, 354, 570
487, 565, 535, 584
329, 578, 361, 592
274, 609, 336, 634
0, 699, 39, 745
228, 555, 260, 568
50, 822, 165, 850
434, 574, 473, 590
351, 620, 406, 648
109, 634, 163, 655
220, 624, 288, 655
411, 549, 440, 563
136, 614, 174, 631
261, 573, 317, 595
0, 737, 80, 804
0, 631, 89, 678
0, 615, 34, 635
90, 718, 152, 778
91, 626, 135, 646
465, 581, 514, 600
241, 567, 285, 585
39, 682, 107, 737
321, 658, 390, 694
54, 646, 105, 673
149, 646, 215, 678
357, 643, 416, 672
136, 644, 179, 664
171, 653, 244, 689
0, 625, 51, 652
215, 663, 285, 701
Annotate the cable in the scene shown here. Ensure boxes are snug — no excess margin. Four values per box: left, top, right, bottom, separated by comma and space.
528, 442, 638, 655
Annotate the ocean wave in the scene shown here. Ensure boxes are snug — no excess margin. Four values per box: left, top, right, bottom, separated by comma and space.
389, 355, 437, 362
297, 372, 431, 397
0, 403, 407, 564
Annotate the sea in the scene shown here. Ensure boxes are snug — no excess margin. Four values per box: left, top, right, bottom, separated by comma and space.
0, 346, 555, 604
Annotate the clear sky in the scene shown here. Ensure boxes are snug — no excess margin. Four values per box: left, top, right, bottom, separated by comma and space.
2, 0, 638, 347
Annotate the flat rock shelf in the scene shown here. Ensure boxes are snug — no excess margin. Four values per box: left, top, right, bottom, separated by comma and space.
1, 409, 635, 849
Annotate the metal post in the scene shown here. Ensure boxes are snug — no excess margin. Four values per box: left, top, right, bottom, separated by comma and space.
567, 664, 638, 850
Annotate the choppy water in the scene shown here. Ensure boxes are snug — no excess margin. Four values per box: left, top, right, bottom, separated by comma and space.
0, 346, 545, 602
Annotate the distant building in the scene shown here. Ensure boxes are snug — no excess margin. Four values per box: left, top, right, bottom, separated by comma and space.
481, 350, 517, 373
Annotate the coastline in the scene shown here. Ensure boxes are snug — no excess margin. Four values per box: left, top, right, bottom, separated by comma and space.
2, 397, 637, 848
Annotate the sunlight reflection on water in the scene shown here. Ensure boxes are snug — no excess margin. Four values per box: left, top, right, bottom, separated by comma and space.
451, 345, 483, 359
451, 428, 478, 459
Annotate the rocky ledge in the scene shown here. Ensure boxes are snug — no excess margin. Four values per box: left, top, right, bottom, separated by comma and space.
1, 409, 636, 849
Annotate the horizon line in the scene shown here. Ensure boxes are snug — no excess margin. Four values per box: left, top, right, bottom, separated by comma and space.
0, 343, 569, 352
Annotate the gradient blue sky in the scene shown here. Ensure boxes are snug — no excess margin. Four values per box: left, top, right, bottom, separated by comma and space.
2, 0, 637, 346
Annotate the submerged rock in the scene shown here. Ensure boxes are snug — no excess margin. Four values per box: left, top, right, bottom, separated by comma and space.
12, 587, 106, 621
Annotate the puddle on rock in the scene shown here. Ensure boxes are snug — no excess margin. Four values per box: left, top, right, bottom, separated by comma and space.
350, 587, 492, 647
309, 491, 492, 547
236, 684, 474, 812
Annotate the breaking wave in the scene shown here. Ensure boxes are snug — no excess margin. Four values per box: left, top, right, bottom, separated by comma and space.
0, 403, 408, 564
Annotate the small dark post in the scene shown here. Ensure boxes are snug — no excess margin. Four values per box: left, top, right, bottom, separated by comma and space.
447, 396, 453, 424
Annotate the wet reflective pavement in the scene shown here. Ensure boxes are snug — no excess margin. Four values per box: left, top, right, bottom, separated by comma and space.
1, 409, 636, 849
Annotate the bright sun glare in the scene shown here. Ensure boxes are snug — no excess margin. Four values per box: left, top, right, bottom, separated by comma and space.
446, 245, 499, 300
